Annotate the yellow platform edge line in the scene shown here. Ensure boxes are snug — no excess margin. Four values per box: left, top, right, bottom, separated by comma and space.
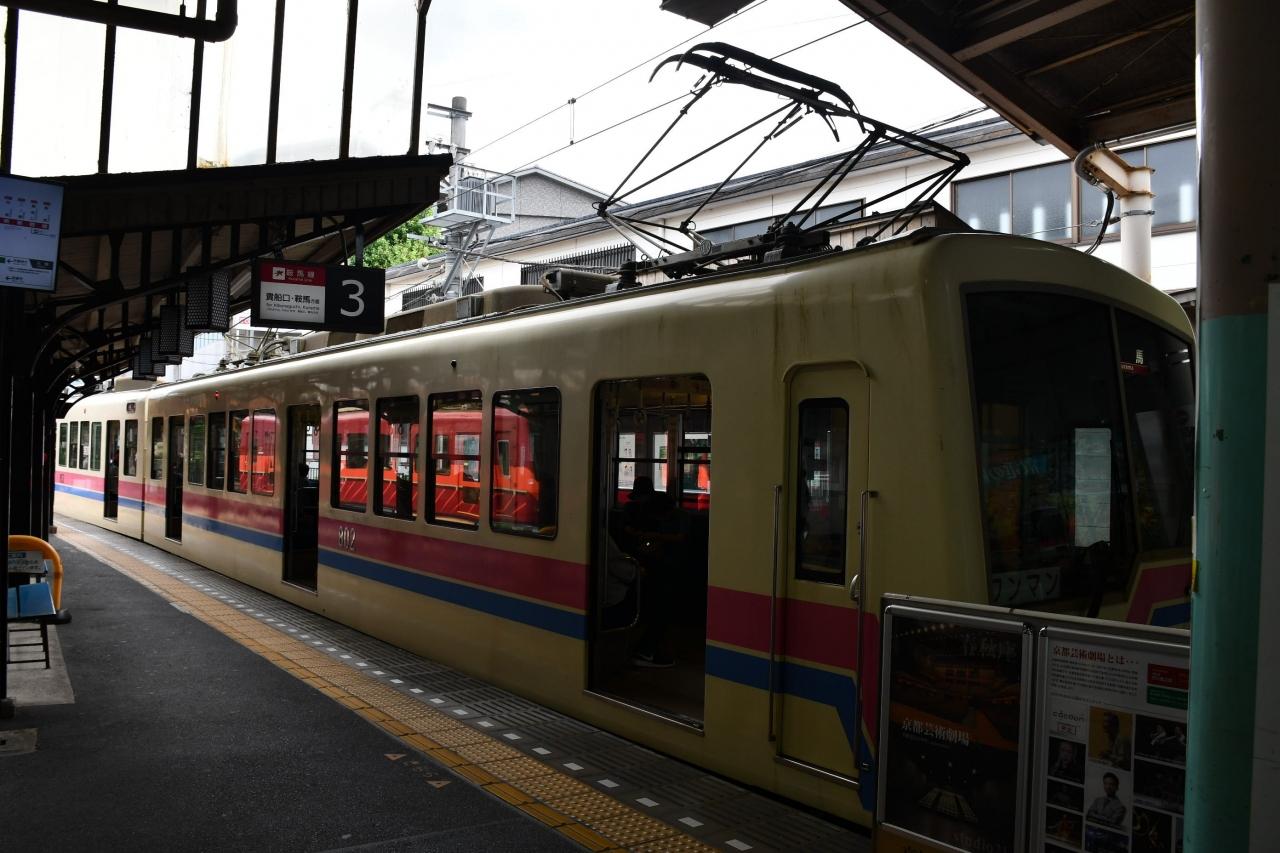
56, 527, 711, 853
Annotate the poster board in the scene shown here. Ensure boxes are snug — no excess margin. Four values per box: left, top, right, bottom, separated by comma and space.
1036, 628, 1188, 853
877, 605, 1033, 853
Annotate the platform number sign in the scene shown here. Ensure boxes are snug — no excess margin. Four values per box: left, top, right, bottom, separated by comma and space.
251, 260, 385, 333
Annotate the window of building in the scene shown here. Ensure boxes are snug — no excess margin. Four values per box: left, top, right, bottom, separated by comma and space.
251, 410, 277, 496
955, 162, 1072, 241
333, 400, 370, 511
375, 396, 419, 519
1083, 137, 1198, 239
124, 419, 138, 476
150, 417, 164, 479
429, 391, 481, 528
207, 412, 226, 489
491, 388, 560, 538
67, 422, 79, 469
228, 410, 248, 493
80, 420, 91, 468
58, 423, 68, 467
90, 422, 102, 470
188, 415, 206, 486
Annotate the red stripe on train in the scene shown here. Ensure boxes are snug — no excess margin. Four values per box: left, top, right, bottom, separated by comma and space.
181, 491, 283, 534
318, 516, 586, 611
55, 471, 144, 500
707, 586, 866, 672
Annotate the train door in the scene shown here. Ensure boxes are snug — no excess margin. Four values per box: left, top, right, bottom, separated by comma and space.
283, 405, 320, 589
588, 375, 711, 727
775, 363, 868, 783
104, 420, 120, 519
165, 415, 185, 541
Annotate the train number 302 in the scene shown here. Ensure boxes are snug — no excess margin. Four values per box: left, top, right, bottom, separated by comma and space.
337, 525, 357, 552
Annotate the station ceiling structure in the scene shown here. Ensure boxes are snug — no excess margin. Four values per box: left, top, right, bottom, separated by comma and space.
0, 0, 450, 404
665, 1, 1195, 158
835, 0, 1195, 157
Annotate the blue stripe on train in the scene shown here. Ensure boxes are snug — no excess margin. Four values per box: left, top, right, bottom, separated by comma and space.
54, 482, 143, 511
318, 547, 586, 641
182, 513, 284, 551
705, 644, 877, 811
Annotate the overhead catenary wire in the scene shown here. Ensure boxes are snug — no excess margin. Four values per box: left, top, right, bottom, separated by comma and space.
437, 12, 880, 212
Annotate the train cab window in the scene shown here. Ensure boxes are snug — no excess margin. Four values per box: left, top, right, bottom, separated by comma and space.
80, 420, 91, 468
1115, 313, 1195, 550
251, 409, 277, 496
590, 375, 711, 724
67, 422, 78, 469
228, 410, 248, 493
188, 415, 206, 486
90, 423, 103, 470
428, 391, 481, 529
207, 413, 226, 489
58, 423, 68, 467
375, 396, 419, 520
124, 419, 138, 476
491, 388, 560, 538
333, 400, 370, 512
968, 291, 1140, 612
150, 417, 164, 479
795, 400, 849, 584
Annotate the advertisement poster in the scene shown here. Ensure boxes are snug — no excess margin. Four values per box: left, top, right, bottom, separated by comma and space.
878, 608, 1030, 853
1038, 629, 1188, 853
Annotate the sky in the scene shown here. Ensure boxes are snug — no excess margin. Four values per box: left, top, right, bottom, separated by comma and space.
5, 0, 985, 201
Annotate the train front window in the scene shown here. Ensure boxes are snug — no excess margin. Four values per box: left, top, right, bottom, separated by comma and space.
967, 292, 1138, 610
1116, 314, 1195, 550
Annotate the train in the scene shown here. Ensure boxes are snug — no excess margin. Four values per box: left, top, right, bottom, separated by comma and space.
54, 227, 1195, 825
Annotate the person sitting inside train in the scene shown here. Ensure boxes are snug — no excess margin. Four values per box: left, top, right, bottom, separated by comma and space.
621, 476, 687, 668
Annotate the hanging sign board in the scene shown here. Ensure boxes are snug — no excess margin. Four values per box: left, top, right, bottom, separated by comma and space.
0, 175, 64, 292
877, 605, 1033, 853
251, 260, 385, 333
1035, 629, 1188, 853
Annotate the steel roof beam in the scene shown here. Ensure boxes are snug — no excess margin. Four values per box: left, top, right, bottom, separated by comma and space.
953, 0, 1119, 62
3, 0, 238, 42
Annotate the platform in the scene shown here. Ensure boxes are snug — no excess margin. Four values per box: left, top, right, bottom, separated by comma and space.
1, 518, 869, 852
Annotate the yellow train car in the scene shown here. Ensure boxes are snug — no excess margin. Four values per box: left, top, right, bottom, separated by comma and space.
55, 390, 149, 539
55, 229, 1194, 825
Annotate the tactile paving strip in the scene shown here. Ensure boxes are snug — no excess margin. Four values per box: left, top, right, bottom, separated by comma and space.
57, 520, 870, 853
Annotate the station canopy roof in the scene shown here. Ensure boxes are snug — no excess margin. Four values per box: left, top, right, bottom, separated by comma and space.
34, 154, 449, 399
837, 0, 1194, 156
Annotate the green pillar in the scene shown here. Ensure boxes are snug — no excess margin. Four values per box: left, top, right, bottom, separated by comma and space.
1188, 0, 1280, 848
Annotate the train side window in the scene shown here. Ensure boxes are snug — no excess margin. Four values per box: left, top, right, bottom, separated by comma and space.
150, 417, 165, 479
188, 415, 206, 486
491, 388, 560, 539
80, 420, 91, 468
375, 396, 419, 519
58, 423, 68, 467
67, 422, 79, 469
333, 399, 370, 512
428, 391, 481, 529
795, 399, 850, 584
90, 422, 103, 470
124, 419, 138, 476
228, 410, 248, 493
207, 413, 226, 489
251, 409, 277, 496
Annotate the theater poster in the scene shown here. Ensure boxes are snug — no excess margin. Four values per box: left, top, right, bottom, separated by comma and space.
877, 606, 1032, 853
1036, 628, 1189, 853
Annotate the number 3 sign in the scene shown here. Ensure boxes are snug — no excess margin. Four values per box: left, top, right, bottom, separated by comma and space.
251, 260, 385, 333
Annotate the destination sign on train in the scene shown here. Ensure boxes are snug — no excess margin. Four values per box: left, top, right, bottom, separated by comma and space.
251, 259, 385, 333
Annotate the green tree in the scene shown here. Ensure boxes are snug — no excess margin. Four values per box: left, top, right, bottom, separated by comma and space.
356, 208, 442, 268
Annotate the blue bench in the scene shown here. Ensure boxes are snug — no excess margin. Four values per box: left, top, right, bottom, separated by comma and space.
7, 581, 57, 668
